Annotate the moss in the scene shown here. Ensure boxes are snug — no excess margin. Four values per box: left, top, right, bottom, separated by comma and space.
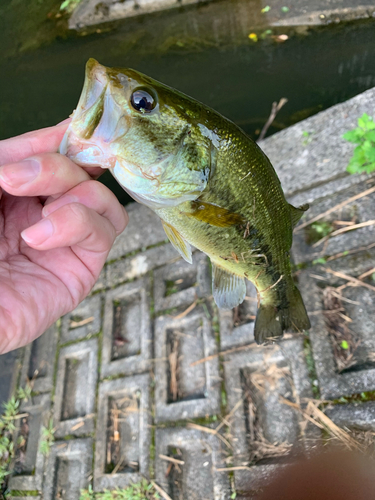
303, 334, 320, 398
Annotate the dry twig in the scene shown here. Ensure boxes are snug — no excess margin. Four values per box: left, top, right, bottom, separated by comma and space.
295, 185, 375, 232
258, 98, 288, 141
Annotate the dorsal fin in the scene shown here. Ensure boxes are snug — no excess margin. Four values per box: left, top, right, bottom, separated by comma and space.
211, 261, 246, 309
161, 220, 192, 264
183, 200, 245, 227
289, 203, 309, 228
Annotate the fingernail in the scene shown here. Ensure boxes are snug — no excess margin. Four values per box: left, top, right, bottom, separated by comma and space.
0, 159, 40, 188
21, 219, 54, 245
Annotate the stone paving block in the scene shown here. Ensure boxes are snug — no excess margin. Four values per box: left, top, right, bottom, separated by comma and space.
43, 438, 93, 500
94, 374, 151, 491
155, 427, 231, 500
92, 266, 106, 292
20, 323, 58, 393
154, 252, 211, 312
53, 338, 98, 438
235, 464, 285, 498
107, 203, 167, 261
9, 393, 50, 492
8, 497, 41, 500
219, 281, 258, 350
223, 338, 314, 494
0, 349, 21, 411
298, 248, 375, 399
292, 179, 375, 266
101, 278, 152, 378
261, 87, 375, 197
61, 294, 102, 344
106, 242, 179, 288
326, 401, 375, 432
154, 308, 221, 423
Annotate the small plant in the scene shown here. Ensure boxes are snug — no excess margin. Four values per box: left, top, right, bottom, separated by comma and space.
305, 221, 333, 244
0, 387, 32, 488
39, 419, 55, 456
343, 113, 375, 174
80, 480, 161, 499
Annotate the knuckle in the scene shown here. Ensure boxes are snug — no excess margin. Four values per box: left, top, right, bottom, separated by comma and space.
67, 202, 90, 225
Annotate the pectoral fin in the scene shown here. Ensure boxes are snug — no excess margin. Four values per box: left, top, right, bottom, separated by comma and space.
161, 220, 192, 264
289, 203, 309, 228
211, 261, 246, 309
184, 200, 245, 227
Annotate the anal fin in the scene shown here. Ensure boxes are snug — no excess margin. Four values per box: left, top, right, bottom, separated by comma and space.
161, 220, 192, 264
212, 262, 246, 309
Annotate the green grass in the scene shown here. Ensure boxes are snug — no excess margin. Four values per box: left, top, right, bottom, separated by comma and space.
80, 480, 161, 499
39, 419, 55, 456
0, 386, 32, 488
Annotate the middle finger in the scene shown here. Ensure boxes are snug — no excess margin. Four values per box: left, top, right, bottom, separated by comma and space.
0, 153, 94, 198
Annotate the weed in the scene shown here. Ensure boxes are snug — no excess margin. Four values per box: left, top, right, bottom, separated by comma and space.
305, 221, 333, 245
343, 113, 375, 174
39, 419, 55, 456
0, 387, 32, 489
80, 480, 161, 499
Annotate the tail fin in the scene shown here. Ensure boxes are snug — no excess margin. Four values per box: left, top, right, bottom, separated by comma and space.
254, 286, 310, 345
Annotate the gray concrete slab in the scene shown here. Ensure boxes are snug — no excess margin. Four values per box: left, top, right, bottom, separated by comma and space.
19, 323, 58, 393
155, 427, 231, 500
69, 0, 375, 29
9, 393, 50, 492
154, 252, 211, 313
53, 338, 99, 438
61, 294, 103, 344
106, 242, 180, 288
326, 401, 375, 431
94, 374, 151, 491
101, 278, 152, 378
154, 308, 221, 423
297, 248, 375, 399
43, 438, 93, 500
261, 87, 375, 198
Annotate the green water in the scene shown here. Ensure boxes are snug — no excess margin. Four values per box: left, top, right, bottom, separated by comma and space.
1, 1, 375, 203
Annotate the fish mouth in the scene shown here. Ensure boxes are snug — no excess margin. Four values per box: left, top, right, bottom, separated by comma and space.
70, 58, 131, 144
60, 59, 132, 167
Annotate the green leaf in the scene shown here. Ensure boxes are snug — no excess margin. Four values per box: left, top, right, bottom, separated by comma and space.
340, 340, 349, 350
281, 6, 289, 12
261, 5, 271, 13
358, 113, 375, 130
365, 147, 375, 162
312, 257, 327, 265
343, 129, 363, 143
365, 163, 375, 174
363, 130, 375, 142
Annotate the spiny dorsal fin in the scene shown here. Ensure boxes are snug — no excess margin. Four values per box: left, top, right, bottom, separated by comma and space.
161, 220, 192, 264
289, 203, 309, 229
184, 200, 245, 228
211, 261, 246, 309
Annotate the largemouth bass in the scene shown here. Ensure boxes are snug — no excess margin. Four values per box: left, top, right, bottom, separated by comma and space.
60, 58, 311, 343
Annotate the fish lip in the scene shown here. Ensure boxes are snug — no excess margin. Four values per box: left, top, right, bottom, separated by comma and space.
70, 59, 108, 133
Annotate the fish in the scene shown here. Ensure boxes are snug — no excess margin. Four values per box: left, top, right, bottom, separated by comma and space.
59, 58, 311, 344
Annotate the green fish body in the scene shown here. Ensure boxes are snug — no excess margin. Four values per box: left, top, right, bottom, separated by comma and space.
60, 58, 310, 343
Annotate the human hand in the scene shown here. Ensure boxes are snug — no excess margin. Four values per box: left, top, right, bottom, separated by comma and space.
0, 121, 128, 353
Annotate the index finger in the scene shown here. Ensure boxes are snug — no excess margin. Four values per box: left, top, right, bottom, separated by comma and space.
0, 121, 71, 166
0, 120, 104, 178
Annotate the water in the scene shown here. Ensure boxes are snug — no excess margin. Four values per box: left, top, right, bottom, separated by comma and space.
1, 1, 375, 203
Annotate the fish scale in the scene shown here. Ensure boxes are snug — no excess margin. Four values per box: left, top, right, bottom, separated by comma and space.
60, 58, 310, 344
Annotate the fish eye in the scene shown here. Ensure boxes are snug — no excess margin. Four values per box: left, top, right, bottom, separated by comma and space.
130, 88, 157, 113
